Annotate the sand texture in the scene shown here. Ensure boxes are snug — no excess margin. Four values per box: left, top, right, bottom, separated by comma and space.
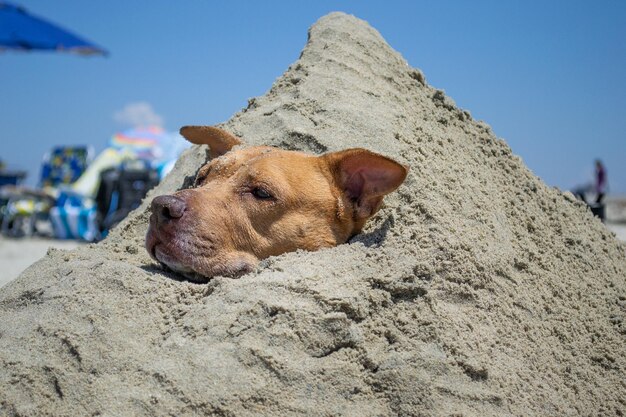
1, 13, 625, 417
0, 237, 83, 288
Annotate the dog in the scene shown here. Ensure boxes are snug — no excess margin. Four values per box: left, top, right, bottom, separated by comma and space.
145, 126, 408, 281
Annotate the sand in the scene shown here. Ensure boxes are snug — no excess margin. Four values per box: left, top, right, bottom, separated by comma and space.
609, 223, 626, 241
0, 237, 82, 288
1, 13, 625, 417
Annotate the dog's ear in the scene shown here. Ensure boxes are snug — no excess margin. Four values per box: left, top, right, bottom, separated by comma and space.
180, 126, 243, 158
324, 149, 408, 219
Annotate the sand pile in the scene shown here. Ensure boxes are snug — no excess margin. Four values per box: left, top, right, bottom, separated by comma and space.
1, 13, 625, 416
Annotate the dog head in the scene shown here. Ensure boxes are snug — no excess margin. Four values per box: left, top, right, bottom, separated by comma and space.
145, 126, 408, 281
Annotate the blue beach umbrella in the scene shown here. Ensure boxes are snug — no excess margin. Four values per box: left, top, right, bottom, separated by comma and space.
0, 2, 107, 55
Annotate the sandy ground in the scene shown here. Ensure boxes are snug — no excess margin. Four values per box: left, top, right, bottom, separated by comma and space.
0, 223, 623, 290
0, 236, 83, 288
607, 222, 626, 241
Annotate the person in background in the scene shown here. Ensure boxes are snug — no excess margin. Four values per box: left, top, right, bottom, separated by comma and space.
594, 159, 607, 204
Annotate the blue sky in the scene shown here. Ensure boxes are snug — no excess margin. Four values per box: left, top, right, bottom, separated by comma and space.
2, 1, 625, 193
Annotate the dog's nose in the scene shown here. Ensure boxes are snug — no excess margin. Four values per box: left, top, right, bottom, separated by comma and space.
152, 195, 186, 223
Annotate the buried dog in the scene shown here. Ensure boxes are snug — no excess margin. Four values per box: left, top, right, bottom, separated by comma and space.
145, 126, 408, 281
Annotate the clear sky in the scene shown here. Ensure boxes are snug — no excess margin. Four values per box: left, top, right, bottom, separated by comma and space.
2, 0, 625, 193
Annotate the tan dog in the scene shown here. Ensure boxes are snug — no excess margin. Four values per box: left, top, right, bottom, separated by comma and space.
145, 126, 408, 281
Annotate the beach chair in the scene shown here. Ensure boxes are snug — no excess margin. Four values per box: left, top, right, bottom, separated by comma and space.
96, 160, 159, 235
0, 186, 55, 237
1, 146, 93, 238
48, 147, 131, 241
0, 169, 27, 223
40, 146, 93, 188
0, 170, 27, 187
48, 189, 99, 241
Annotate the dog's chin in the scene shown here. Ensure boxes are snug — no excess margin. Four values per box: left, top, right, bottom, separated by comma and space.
152, 244, 209, 282
161, 262, 209, 283
151, 242, 256, 282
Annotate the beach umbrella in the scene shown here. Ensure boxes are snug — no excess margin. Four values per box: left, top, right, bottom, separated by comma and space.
0, 2, 107, 55
109, 126, 169, 160
108, 126, 190, 178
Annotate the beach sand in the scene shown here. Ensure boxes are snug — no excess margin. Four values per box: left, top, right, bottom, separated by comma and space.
608, 222, 626, 241
1, 223, 622, 290
0, 236, 82, 288
1, 12, 625, 417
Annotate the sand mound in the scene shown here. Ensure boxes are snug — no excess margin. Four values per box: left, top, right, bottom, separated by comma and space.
1, 13, 625, 416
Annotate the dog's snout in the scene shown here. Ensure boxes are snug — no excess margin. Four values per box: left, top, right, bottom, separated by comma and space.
152, 195, 186, 223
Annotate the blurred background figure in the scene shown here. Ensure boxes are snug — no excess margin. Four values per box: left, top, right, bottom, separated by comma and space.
594, 159, 607, 204
572, 159, 609, 221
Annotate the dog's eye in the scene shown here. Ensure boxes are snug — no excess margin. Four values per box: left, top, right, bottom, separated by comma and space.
251, 187, 272, 199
